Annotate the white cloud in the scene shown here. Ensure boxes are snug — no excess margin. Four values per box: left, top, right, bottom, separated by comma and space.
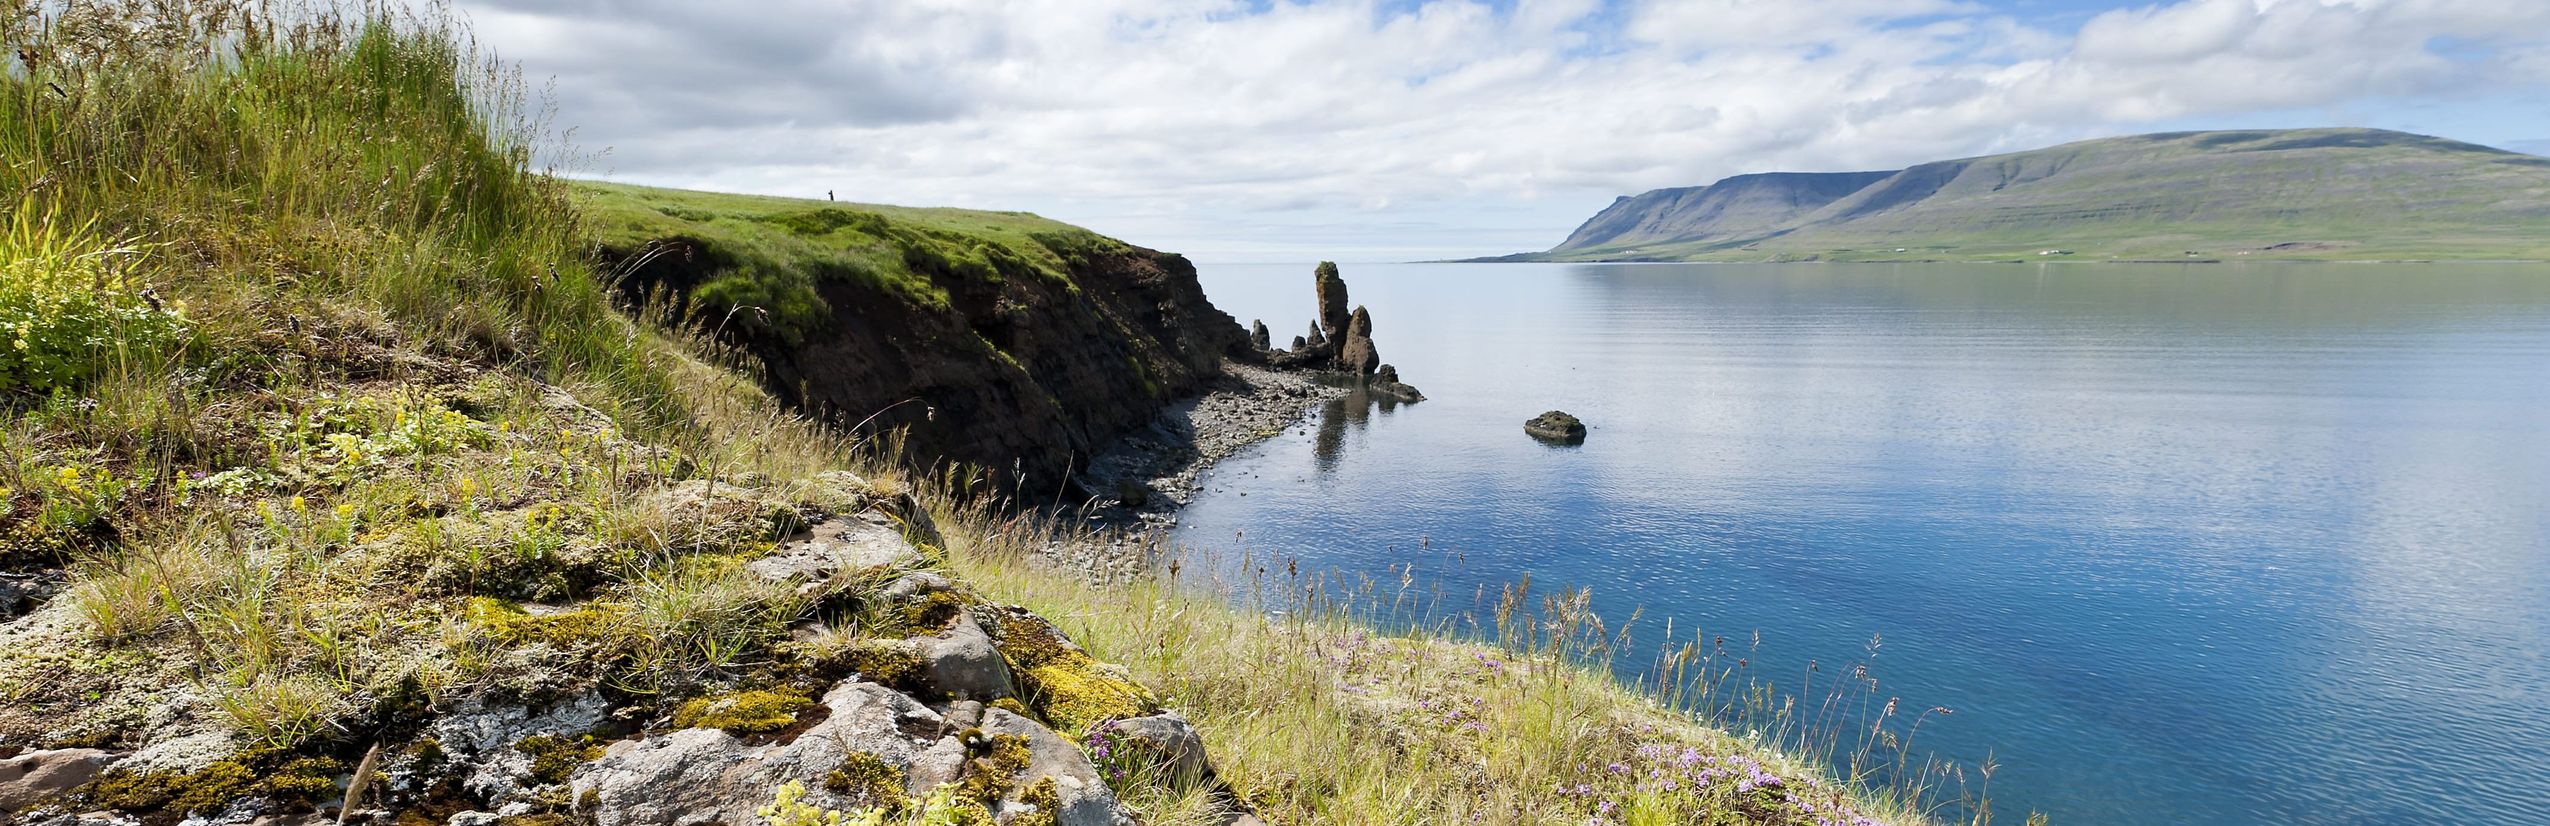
444, 0, 2550, 260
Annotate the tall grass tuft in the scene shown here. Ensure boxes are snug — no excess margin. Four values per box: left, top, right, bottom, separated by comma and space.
0, 0, 699, 434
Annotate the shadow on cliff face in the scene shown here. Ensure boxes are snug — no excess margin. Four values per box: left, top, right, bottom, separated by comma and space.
603, 234, 1250, 496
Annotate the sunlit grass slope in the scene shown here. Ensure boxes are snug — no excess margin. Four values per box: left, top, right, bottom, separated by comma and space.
574, 181, 1137, 345
0, 3, 1959, 824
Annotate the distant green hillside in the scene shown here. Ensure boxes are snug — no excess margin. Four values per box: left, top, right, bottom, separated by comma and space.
1505, 129, 2550, 263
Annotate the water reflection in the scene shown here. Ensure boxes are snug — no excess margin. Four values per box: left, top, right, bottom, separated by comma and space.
1310, 381, 1409, 471
1180, 261, 2550, 826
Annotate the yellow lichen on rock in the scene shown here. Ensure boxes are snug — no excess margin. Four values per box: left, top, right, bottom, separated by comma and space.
670, 689, 817, 734
984, 609, 1157, 734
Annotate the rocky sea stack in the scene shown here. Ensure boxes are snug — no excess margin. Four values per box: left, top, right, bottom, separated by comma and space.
1258, 262, 1424, 402
1526, 410, 1588, 444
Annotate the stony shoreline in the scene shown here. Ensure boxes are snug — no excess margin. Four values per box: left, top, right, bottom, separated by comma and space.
1035, 363, 1347, 584
1077, 362, 1345, 518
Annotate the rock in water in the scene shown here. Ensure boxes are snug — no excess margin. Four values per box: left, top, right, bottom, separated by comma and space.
1338, 306, 1379, 375
1304, 321, 1326, 351
1370, 364, 1425, 403
1524, 411, 1586, 444
1250, 319, 1271, 351
1314, 261, 1351, 342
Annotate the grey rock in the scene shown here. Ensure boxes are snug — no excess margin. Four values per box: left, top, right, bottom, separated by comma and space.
1248, 320, 1271, 352
111, 730, 240, 776
445, 813, 501, 826
904, 735, 969, 791
746, 518, 923, 590
911, 612, 1016, 702
174, 799, 266, 826
426, 692, 609, 807
0, 572, 60, 620
941, 700, 986, 733
980, 709, 1120, 826
881, 572, 955, 604
1106, 712, 1213, 784
0, 749, 116, 814
1290, 335, 1307, 351
1524, 410, 1587, 444
572, 681, 944, 826
246, 815, 330, 826
572, 680, 1130, 826
28, 814, 141, 826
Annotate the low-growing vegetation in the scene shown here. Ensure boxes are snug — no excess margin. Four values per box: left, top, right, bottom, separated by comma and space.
928, 507, 1978, 826
0, 2, 1976, 825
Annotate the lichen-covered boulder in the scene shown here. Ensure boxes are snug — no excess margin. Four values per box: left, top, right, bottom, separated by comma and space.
571, 679, 1130, 826
426, 692, 611, 808
979, 606, 1159, 734
979, 709, 1120, 826
0, 749, 116, 815
912, 612, 1017, 702
572, 680, 943, 826
744, 515, 924, 591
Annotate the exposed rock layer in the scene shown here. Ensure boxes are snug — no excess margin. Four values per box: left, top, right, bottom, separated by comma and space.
611, 241, 1250, 491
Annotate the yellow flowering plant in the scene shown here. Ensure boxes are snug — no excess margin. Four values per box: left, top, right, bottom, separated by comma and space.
0, 200, 189, 395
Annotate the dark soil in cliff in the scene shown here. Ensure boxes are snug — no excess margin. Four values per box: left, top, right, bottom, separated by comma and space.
587, 184, 1252, 493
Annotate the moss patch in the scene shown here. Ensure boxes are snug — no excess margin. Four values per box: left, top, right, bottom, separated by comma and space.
514, 734, 606, 785
985, 610, 1156, 734
81, 752, 342, 816
669, 689, 816, 735
817, 639, 925, 689
953, 733, 1035, 806
821, 750, 908, 813
1014, 776, 1063, 826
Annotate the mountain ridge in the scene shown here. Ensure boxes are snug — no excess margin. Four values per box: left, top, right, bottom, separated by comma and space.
1498, 128, 2550, 262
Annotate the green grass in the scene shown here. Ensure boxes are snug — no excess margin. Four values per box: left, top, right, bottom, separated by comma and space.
1529, 128, 2550, 263
0, 3, 1963, 824
0, 0, 879, 754
931, 508, 1968, 826
574, 180, 1132, 344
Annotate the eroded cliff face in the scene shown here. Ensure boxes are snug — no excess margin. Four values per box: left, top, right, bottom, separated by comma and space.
613, 233, 1250, 492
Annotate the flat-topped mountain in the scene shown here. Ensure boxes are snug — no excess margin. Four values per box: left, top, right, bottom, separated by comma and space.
1502, 128, 2550, 262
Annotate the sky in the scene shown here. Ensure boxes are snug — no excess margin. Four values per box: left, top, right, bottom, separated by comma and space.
448, 0, 2550, 262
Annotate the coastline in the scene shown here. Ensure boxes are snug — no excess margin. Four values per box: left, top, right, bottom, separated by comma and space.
1079, 361, 1346, 518
1045, 362, 1347, 582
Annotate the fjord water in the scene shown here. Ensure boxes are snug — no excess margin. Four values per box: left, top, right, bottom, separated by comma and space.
1175, 263, 2550, 826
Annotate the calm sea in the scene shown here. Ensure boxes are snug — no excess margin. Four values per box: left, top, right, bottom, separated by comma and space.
1175, 262, 2550, 826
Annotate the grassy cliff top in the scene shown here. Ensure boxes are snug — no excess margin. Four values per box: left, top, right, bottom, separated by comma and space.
1524, 127, 2550, 263
0, 3, 1941, 825
572, 180, 1139, 343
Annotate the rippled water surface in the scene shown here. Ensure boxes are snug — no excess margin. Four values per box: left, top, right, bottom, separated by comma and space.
1174, 263, 2550, 826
